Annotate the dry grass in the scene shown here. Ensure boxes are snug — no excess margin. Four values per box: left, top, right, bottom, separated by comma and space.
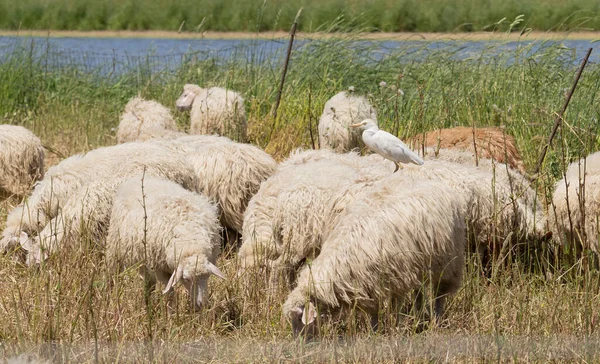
1, 33, 600, 362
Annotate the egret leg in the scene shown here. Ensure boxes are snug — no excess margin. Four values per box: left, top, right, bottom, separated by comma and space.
393, 162, 403, 173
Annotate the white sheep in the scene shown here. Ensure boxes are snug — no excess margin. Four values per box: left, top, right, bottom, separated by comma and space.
317, 91, 377, 152
366, 149, 548, 263
238, 148, 414, 284
239, 155, 370, 284
552, 151, 600, 253
0, 124, 45, 197
239, 147, 546, 286
105, 176, 224, 310
152, 135, 278, 233
116, 96, 183, 143
1, 142, 197, 253
175, 84, 247, 142
283, 178, 466, 337
18, 177, 134, 265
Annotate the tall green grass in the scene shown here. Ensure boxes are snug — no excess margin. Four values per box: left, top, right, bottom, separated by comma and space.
2, 34, 600, 361
1, 0, 600, 32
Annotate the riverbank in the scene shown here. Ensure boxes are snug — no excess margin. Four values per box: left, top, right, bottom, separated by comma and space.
1, 29, 600, 41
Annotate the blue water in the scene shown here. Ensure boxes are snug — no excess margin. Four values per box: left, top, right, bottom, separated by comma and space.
1, 35, 599, 76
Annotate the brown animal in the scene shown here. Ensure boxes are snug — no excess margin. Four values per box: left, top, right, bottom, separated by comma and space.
406, 126, 526, 174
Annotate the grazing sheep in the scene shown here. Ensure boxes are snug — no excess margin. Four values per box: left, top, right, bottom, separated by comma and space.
283, 178, 466, 337
116, 96, 183, 143
153, 135, 278, 233
366, 149, 547, 261
406, 126, 526, 174
318, 91, 377, 152
0, 125, 45, 197
239, 156, 370, 284
240, 147, 544, 289
18, 177, 133, 265
1, 142, 197, 253
175, 84, 247, 142
106, 176, 224, 310
552, 151, 600, 253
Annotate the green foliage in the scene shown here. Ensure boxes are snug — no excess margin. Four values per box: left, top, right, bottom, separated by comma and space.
1, 0, 600, 32
1, 34, 598, 168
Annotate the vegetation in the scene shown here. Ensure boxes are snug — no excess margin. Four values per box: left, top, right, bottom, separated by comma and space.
1, 31, 600, 362
1, 0, 600, 32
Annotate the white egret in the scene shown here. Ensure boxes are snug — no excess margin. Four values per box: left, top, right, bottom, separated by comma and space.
350, 119, 424, 172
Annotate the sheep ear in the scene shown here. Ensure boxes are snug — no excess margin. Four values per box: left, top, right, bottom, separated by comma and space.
18, 232, 32, 251
206, 262, 226, 280
163, 265, 184, 294
292, 307, 303, 317
301, 302, 317, 325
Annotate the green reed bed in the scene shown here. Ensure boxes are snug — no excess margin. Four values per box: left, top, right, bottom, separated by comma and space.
1, 0, 600, 32
1, 35, 600, 362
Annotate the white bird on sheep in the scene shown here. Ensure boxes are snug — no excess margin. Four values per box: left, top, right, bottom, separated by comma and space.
350, 119, 423, 172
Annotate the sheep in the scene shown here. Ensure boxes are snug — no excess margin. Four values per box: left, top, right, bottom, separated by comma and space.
18, 177, 134, 265
105, 176, 224, 310
238, 157, 371, 285
240, 147, 441, 291
240, 147, 545, 288
365, 149, 548, 264
175, 84, 247, 142
1, 142, 198, 254
283, 178, 466, 337
116, 96, 183, 143
551, 151, 600, 253
152, 135, 278, 233
317, 91, 377, 152
0, 124, 45, 197
406, 126, 526, 174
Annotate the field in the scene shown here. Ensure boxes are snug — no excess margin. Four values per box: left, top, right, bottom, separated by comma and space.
1, 31, 600, 362
1, 0, 600, 33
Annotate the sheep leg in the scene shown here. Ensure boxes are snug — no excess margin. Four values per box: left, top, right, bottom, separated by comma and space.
370, 314, 379, 332
433, 280, 457, 324
413, 290, 425, 317
433, 296, 446, 320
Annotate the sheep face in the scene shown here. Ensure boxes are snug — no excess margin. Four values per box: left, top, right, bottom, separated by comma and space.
290, 303, 319, 340
184, 274, 210, 311
163, 256, 225, 310
0, 234, 19, 254
175, 89, 197, 111
18, 232, 48, 266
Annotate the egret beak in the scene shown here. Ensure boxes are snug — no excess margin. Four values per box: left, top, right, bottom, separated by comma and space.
349, 123, 362, 128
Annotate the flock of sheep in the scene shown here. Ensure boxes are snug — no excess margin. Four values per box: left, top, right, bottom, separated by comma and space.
0, 84, 595, 338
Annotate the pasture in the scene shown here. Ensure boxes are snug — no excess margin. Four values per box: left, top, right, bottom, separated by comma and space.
1, 32, 600, 362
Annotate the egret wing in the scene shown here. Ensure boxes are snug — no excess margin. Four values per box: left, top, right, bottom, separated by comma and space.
374, 130, 424, 165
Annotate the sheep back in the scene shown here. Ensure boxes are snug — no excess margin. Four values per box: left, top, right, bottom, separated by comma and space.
283, 178, 465, 323
0, 124, 45, 197
117, 97, 181, 143
317, 91, 377, 152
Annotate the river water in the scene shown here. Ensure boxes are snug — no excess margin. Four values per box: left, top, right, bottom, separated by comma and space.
0, 35, 599, 75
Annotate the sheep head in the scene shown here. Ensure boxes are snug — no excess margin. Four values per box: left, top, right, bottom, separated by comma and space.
18, 232, 48, 266
175, 84, 203, 111
289, 302, 319, 340
163, 256, 225, 310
